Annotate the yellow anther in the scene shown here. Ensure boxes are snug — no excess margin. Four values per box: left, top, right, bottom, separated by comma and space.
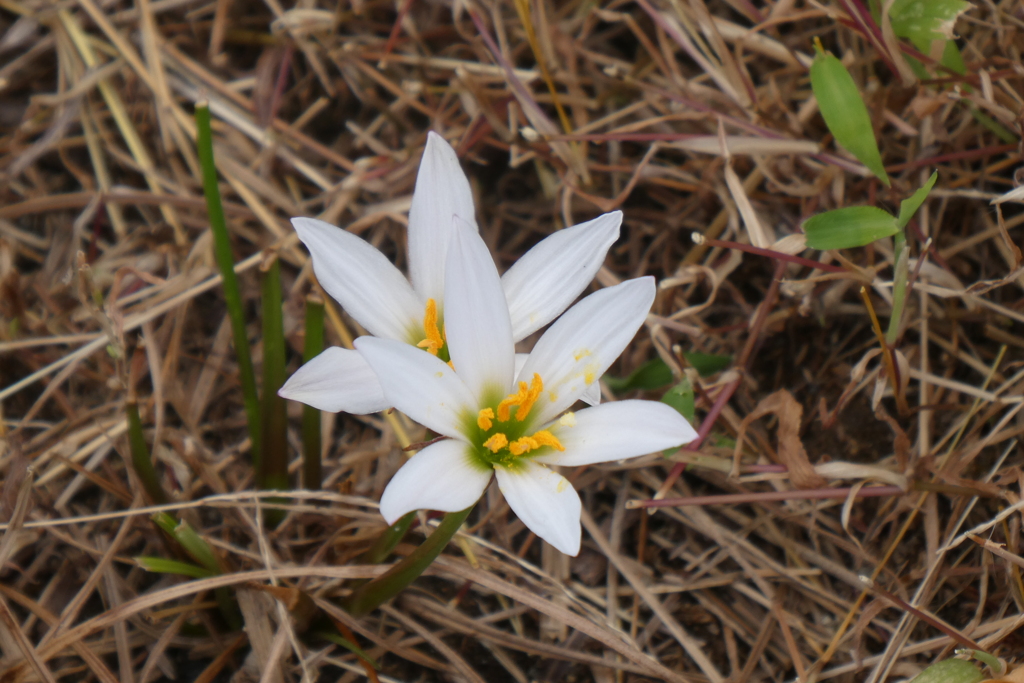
497, 373, 544, 422
509, 436, 538, 456
531, 430, 565, 451
477, 408, 494, 430
483, 433, 508, 453
516, 374, 543, 421
508, 430, 563, 456
416, 299, 444, 356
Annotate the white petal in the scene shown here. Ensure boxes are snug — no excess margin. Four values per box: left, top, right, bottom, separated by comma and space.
519, 277, 656, 425
444, 222, 515, 403
278, 347, 389, 414
535, 400, 698, 467
495, 461, 581, 556
379, 440, 492, 524
580, 381, 601, 406
354, 336, 475, 439
292, 217, 422, 341
407, 132, 478, 303
504, 211, 622, 341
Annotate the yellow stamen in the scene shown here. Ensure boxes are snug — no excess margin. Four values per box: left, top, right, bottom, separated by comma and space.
496, 373, 544, 422
416, 298, 444, 356
508, 429, 565, 456
531, 430, 565, 451
477, 408, 494, 430
509, 436, 538, 456
483, 433, 508, 453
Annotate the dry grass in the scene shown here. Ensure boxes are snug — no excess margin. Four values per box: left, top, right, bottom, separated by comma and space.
1, 0, 1023, 681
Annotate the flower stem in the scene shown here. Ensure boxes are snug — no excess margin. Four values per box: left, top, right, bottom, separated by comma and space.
301, 294, 325, 490
195, 102, 261, 466
345, 507, 473, 618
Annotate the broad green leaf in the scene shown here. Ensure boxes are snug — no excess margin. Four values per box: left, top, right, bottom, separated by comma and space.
682, 351, 731, 376
810, 46, 890, 186
804, 206, 899, 250
661, 379, 695, 422
135, 556, 217, 578
890, 0, 970, 54
939, 40, 966, 74
604, 357, 673, 392
908, 659, 984, 683
897, 171, 938, 228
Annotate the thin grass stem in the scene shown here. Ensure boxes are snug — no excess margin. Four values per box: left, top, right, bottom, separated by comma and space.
301, 294, 325, 490
259, 253, 289, 525
194, 101, 261, 465
125, 400, 169, 505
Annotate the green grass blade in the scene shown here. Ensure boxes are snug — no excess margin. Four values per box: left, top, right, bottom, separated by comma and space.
195, 102, 261, 466
126, 400, 169, 505
172, 519, 222, 574
135, 556, 216, 579
886, 231, 909, 345
345, 507, 473, 617
810, 44, 890, 186
315, 630, 380, 668
804, 206, 899, 250
897, 171, 938, 229
260, 254, 289, 525
359, 511, 416, 565
302, 294, 325, 490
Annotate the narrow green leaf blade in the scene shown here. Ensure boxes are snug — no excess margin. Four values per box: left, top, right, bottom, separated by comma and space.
135, 556, 217, 579
316, 631, 380, 668
173, 520, 222, 575
804, 206, 899, 250
682, 352, 731, 377
897, 171, 938, 229
810, 48, 890, 186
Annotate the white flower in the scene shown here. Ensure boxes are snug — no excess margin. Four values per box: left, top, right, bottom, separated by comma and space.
278, 132, 621, 414
355, 225, 698, 556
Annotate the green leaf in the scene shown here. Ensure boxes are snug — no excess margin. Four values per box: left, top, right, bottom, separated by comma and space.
661, 379, 695, 423
135, 556, 217, 579
897, 171, 938, 229
171, 518, 222, 575
908, 659, 984, 683
604, 357, 673, 393
810, 46, 890, 186
889, 0, 970, 55
803, 206, 899, 250
316, 630, 380, 668
682, 352, 731, 376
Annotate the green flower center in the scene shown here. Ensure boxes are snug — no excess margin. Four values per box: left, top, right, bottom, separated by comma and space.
464, 374, 565, 468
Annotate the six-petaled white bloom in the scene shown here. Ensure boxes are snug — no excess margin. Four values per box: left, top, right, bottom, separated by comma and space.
355, 225, 698, 556
278, 132, 620, 414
